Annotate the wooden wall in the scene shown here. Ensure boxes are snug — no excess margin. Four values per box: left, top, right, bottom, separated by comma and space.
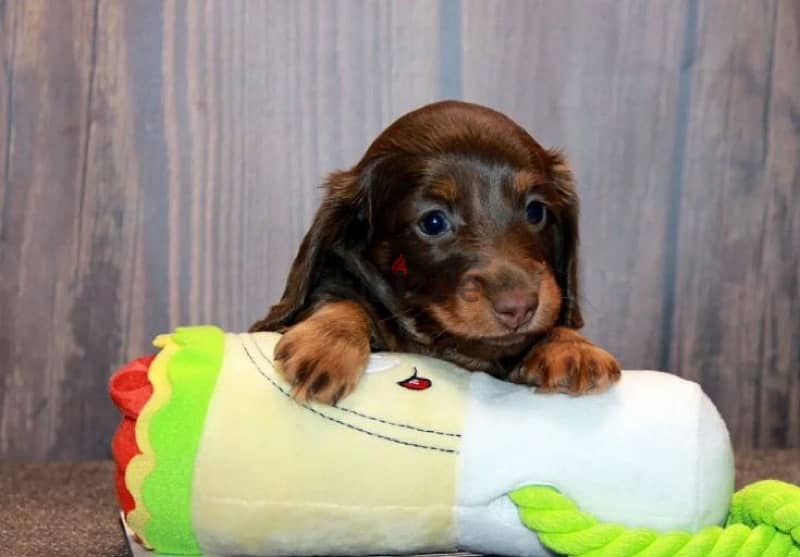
0, 0, 797, 460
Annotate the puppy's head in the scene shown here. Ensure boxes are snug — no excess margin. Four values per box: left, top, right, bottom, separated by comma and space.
260, 101, 582, 348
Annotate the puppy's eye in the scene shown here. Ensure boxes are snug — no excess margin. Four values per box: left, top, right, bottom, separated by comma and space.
418, 210, 451, 237
526, 200, 547, 227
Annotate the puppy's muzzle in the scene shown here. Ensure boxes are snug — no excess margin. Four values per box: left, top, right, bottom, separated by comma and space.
491, 290, 538, 330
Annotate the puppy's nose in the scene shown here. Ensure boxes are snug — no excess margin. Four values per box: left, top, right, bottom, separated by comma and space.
492, 292, 537, 330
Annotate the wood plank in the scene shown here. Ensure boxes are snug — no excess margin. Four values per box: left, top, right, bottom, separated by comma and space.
755, 0, 800, 449
0, 0, 98, 458
0, 0, 442, 460
669, 0, 800, 448
216, 0, 443, 331
0, 0, 17, 222
461, 0, 689, 372
49, 0, 173, 459
0, 0, 17, 462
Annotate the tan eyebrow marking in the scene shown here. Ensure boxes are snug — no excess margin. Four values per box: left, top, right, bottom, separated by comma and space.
514, 170, 553, 195
425, 177, 458, 203
514, 169, 548, 194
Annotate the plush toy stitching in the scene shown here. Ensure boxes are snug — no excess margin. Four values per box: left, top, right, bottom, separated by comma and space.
241, 340, 459, 454
247, 333, 463, 438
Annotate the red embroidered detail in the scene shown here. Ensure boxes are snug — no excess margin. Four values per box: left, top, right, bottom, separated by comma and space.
391, 254, 408, 277
397, 368, 432, 391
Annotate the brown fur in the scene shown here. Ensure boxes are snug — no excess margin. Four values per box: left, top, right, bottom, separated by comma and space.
274, 301, 371, 404
251, 101, 620, 402
509, 327, 621, 394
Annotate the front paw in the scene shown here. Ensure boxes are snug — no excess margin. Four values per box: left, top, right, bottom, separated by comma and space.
510, 334, 620, 395
274, 320, 370, 404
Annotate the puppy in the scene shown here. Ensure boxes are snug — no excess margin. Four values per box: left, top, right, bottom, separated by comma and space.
251, 101, 620, 404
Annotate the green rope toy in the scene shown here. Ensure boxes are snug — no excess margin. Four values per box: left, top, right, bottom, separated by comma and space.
511, 480, 800, 557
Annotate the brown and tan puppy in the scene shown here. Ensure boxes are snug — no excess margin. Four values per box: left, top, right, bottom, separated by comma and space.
251, 101, 620, 404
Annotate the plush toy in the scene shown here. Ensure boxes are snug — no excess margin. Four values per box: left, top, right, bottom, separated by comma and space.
110, 326, 800, 557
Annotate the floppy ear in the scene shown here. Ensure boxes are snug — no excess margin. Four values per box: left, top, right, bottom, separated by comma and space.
249, 169, 369, 332
548, 150, 584, 329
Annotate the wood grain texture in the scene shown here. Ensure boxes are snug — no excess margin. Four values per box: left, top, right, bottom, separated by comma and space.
0, 0, 99, 458
669, 0, 800, 449
1, 0, 15, 218
0, 0, 798, 459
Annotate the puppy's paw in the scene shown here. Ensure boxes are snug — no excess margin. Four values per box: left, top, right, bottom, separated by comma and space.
510, 332, 620, 395
273, 305, 371, 404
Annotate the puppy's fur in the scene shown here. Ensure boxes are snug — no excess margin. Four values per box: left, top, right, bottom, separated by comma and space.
252, 101, 620, 403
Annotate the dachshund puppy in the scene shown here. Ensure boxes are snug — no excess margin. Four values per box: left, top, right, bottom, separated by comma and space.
251, 101, 620, 404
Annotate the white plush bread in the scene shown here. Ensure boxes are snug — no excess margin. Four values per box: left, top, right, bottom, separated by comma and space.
457, 368, 735, 556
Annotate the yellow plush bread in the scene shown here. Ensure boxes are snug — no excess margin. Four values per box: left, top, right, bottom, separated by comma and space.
111, 326, 747, 557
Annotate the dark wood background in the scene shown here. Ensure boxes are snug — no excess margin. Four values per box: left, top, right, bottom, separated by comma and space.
0, 0, 797, 460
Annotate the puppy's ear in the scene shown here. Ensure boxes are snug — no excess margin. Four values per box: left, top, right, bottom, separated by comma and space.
548, 150, 584, 329
249, 169, 369, 332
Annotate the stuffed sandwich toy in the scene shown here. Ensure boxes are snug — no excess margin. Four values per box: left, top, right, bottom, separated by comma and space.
111, 326, 800, 557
